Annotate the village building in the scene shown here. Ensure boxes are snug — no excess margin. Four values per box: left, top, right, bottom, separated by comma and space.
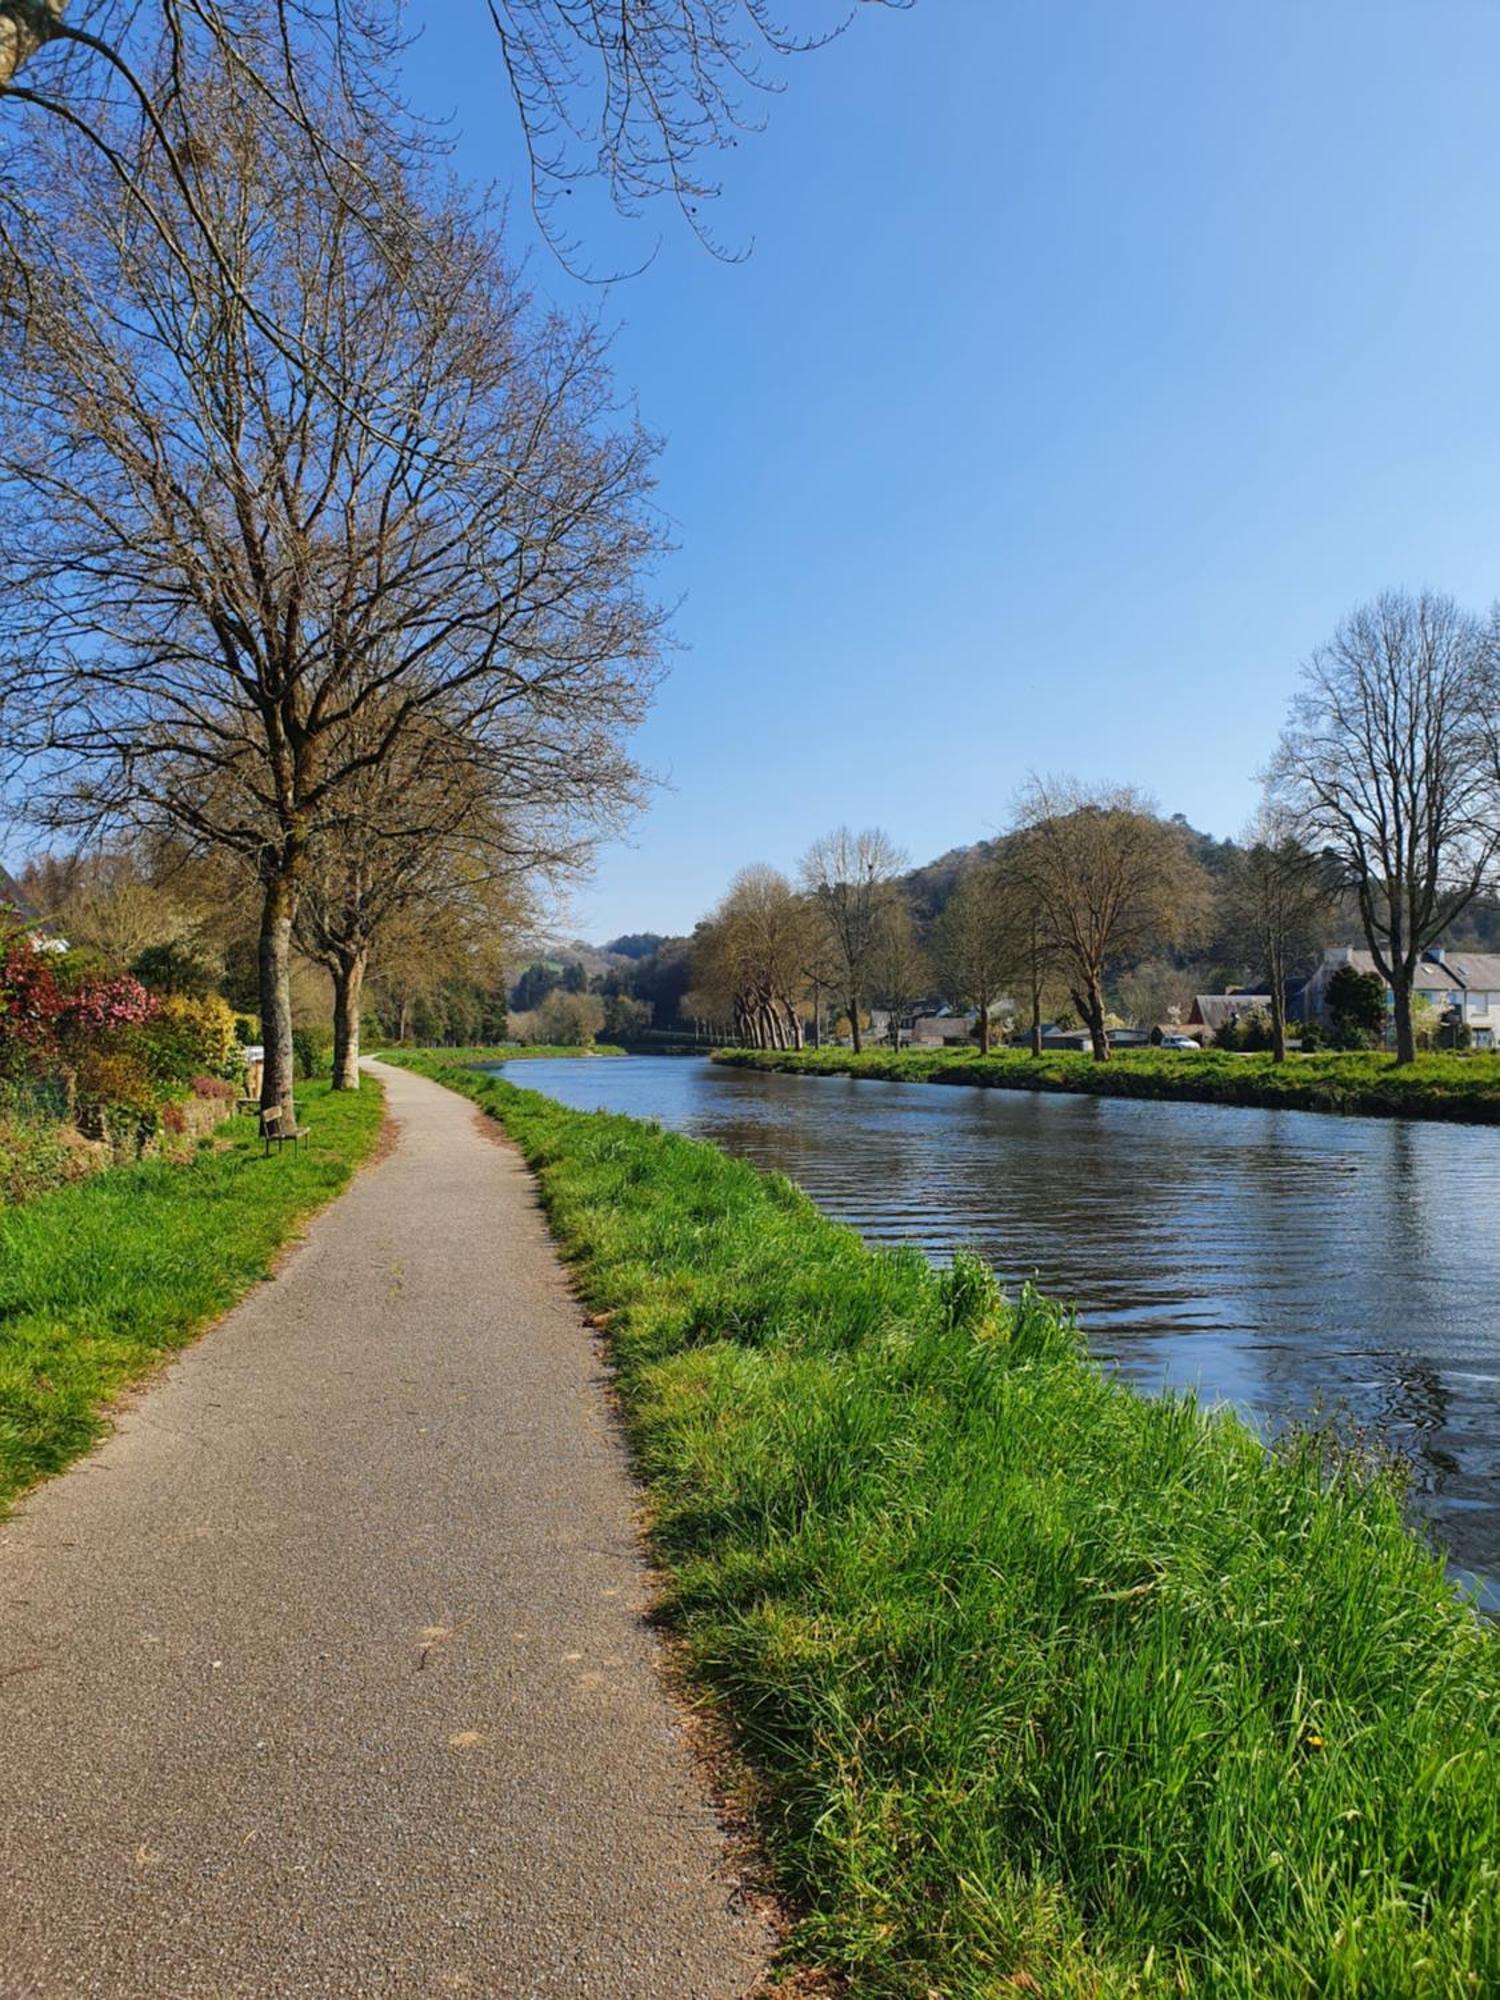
1300, 947, 1500, 1049
1188, 993, 1273, 1038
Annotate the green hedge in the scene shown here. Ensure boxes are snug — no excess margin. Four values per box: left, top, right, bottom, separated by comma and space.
389, 1051, 1497, 1999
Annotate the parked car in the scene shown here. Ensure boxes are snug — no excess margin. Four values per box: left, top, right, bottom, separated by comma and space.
1157, 1035, 1201, 1051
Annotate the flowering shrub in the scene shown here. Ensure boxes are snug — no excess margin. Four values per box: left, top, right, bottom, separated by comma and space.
59, 974, 156, 1038
0, 924, 65, 1074
1, 919, 245, 1188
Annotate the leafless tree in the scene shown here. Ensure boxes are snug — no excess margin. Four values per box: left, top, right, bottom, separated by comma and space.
292, 721, 541, 1086
869, 896, 926, 1048
1011, 779, 1207, 1061
1224, 810, 1334, 1063
1271, 590, 1498, 1065
0, 57, 665, 1115
799, 825, 906, 1054
932, 863, 1017, 1055
0, 1, 903, 269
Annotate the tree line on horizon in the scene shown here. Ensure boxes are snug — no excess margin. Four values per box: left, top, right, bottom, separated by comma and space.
618, 590, 1500, 1068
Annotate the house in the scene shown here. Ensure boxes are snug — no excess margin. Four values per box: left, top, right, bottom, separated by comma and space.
1189, 993, 1273, 1039
911, 1006, 976, 1047
909, 1000, 1014, 1048
1301, 947, 1500, 1049
1037, 1026, 1094, 1053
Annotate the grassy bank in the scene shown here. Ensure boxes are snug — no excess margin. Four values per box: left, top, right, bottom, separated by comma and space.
388, 1050, 1497, 1999
374, 1042, 625, 1066
0, 1078, 383, 1512
714, 1043, 1500, 1122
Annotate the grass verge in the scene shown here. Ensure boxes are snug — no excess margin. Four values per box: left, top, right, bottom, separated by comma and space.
714, 1043, 1500, 1122
0, 1077, 383, 1512
386, 1050, 1498, 1999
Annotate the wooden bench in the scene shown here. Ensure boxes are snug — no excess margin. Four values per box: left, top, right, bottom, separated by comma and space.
260, 1104, 311, 1156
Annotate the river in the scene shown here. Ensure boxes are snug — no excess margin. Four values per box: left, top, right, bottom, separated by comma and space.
493, 1054, 1500, 1607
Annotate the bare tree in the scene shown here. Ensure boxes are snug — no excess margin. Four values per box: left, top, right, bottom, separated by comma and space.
799, 826, 907, 1054
0, 1, 901, 267
932, 864, 1016, 1055
1271, 590, 1498, 1065
0, 58, 664, 1116
870, 895, 926, 1048
292, 723, 538, 1087
1224, 812, 1334, 1063
1011, 780, 1207, 1062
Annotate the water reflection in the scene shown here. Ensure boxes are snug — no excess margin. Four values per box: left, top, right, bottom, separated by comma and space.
495, 1056, 1500, 1605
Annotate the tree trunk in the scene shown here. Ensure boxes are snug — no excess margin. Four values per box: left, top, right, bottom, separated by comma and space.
0, 2, 67, 92
1393, 971, 1416, 1066
978, 993, 992, 1056
257, 868, 298, 1116
849, 992, 863, 1054
1083, 977, 1111, 1062
1029, 941, 1043, 1057
331, 950, 367, 1090
1271, 992, 1288, 1064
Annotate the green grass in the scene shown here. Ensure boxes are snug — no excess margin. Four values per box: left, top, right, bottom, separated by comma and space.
388, 1047, 1498, 1999
0, 1078, 383, 1512
715, 1043, 1500, 1122
372, 1042, 625, 1064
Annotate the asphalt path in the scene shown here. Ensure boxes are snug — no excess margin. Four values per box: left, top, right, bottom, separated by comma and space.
0, 1058, 770, 1998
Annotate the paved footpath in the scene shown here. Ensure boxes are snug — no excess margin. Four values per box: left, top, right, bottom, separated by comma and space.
0, 1060, 771, 1999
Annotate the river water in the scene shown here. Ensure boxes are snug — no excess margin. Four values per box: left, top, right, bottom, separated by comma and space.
494, 1055, 1500, 1607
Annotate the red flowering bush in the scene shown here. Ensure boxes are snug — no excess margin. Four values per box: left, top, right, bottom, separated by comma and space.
0, 924, 66, 1075
59, 974, 156, 1039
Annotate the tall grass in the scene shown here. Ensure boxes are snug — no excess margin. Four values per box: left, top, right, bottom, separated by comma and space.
0, 1078, 383, 1510
391, 1050, 1499, 1998
716, 1043, 1500, 1123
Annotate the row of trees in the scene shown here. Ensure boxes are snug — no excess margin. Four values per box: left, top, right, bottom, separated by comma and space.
689, 796, 1215, 1062
686, 589, 1500, 1066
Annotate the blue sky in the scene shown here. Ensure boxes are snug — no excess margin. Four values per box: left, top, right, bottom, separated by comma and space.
405, 1, 1500, 942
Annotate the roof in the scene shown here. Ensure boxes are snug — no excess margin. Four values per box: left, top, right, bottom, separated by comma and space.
1330, 949, 1500, 994
1190, 994, 1272, 1029
1442, 953, 1500, 990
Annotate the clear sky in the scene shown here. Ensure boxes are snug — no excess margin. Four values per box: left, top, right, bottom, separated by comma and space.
404, 1, 1500, 943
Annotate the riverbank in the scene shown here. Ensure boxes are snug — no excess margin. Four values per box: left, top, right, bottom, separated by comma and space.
388, 1050, 1498, 1999
714, 1043, 1500, 1122
0, 1078, 383, 1512
380, 1041, 625, 1065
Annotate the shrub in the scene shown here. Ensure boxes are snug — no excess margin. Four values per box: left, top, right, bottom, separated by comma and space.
190, 1075, 236, 1102
1327, 964, 1386, 1048
131, 937, 222, 998
292, 1025, 332, 1081
136, 993, 239, 1086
